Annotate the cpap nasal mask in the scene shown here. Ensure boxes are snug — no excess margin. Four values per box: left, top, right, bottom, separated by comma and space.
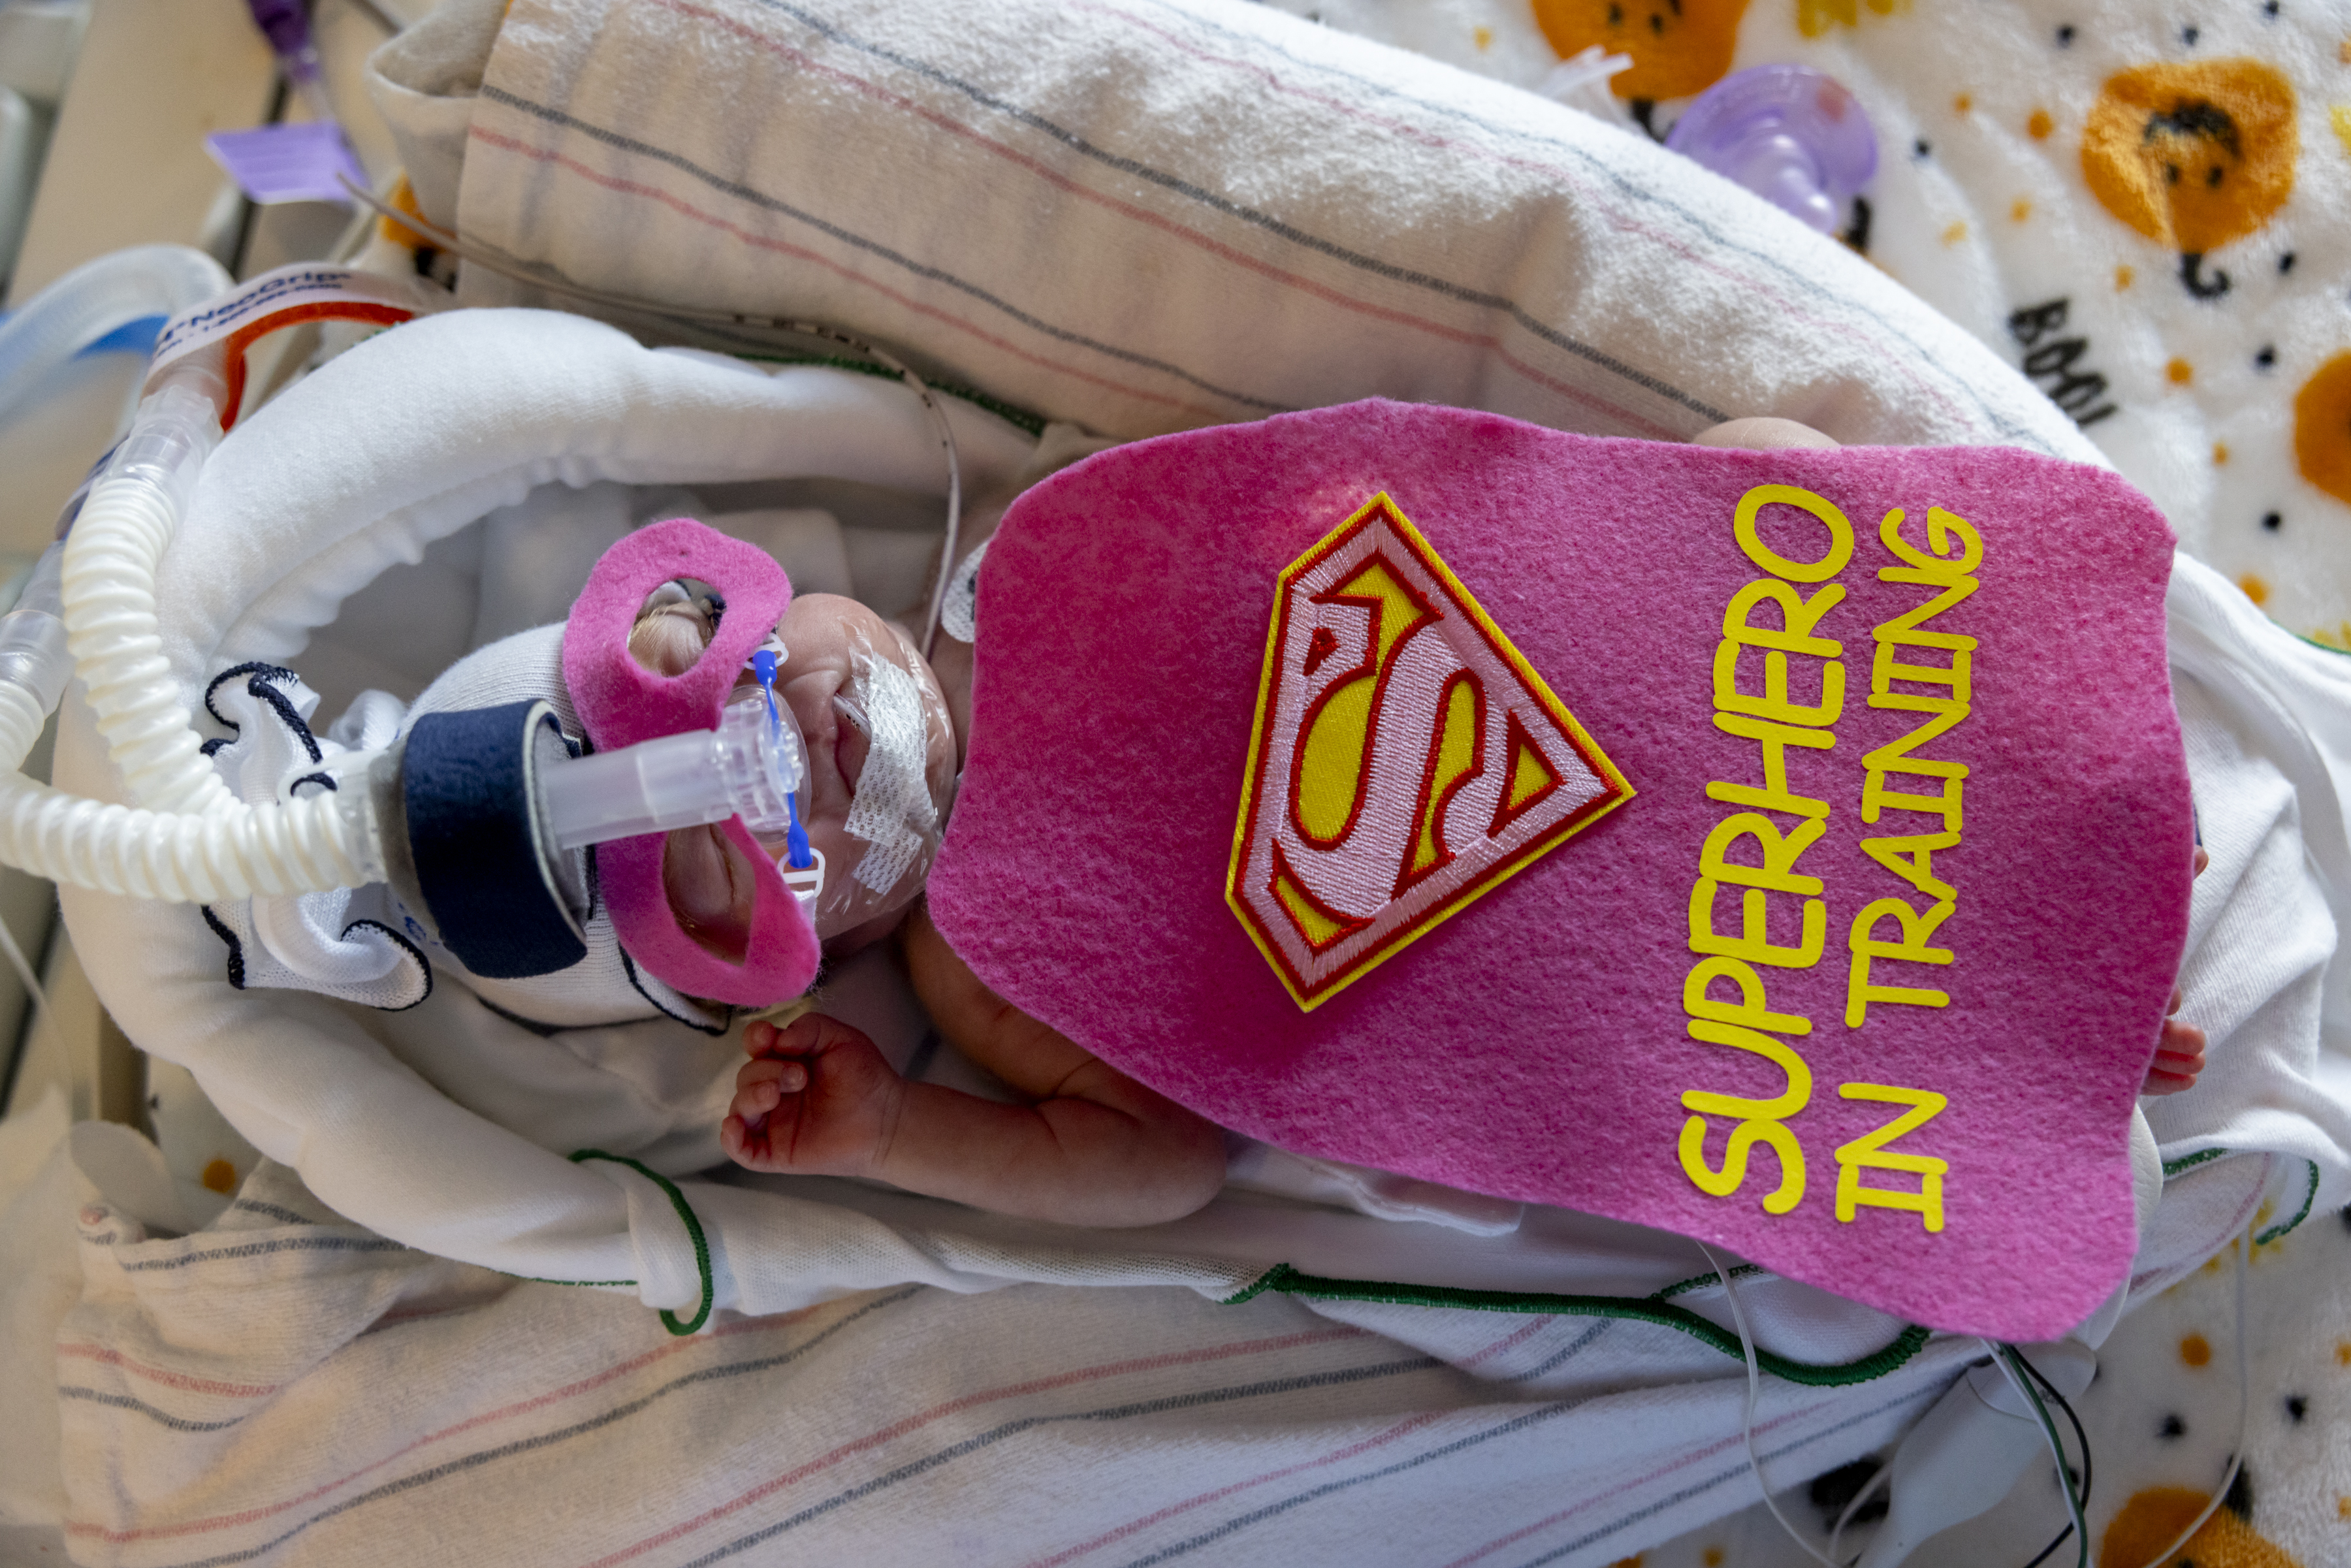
537, 632, 829, 912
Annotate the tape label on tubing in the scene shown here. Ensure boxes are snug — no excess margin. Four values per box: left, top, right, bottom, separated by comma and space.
147, 264, 453, 428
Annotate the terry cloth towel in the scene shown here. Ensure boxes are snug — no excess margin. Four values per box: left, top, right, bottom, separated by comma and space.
364, 0, 2104, 461
1259, 0, 2351, 643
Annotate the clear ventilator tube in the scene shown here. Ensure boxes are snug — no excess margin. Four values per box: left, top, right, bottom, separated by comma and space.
538, 686, 825, 910
0, 303, 817, 908
0, 369, 384, 901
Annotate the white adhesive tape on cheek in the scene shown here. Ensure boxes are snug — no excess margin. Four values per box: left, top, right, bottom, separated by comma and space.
841, 654, 940, 897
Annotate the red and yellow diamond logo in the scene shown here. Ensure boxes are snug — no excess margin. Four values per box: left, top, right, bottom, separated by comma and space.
1227, 494, 1633, 1010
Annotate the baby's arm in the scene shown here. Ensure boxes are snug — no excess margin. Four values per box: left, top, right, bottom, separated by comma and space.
722, 908, 1226, 1226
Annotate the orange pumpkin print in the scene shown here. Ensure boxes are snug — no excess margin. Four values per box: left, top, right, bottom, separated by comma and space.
2082, 61, 2297, 298
2100, 1486, 2304, 1567
1797, 0, 1906, 41
2296, 352, 2351, 508
1531, 0, 1751, 102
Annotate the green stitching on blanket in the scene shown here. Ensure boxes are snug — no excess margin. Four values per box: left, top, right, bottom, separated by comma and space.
1652, 1262, 1766, 1301
727, 351, 1049, 437
2255, 1158, 2322, 1245
569, 1150, 714, 1336
1223, 1264, 1932, 1386
2288, 629, 2351, 659
2162, 1146, 2231, 1178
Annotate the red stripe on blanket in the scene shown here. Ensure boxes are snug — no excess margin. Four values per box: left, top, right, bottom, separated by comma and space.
1022, 1312, 1560, 1564
1072, 0, 1980, 436
575, 1324, 1369, 1568
54, 1343, 278, 1400
635, 0, 1676, 441
61, 1304, 821, 1544
464, 124, 1227, 423
1456, 1315, 1557, 1371
1435, 1388, 1900, 1568
1023, 1411, 1450, 1568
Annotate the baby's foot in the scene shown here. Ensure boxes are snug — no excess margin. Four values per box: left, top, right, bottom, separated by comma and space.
2142, 993, 2207, 1096
2143, 846, 2211, 1097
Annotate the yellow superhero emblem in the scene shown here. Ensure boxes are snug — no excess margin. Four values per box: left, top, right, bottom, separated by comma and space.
1228, 494, 1632, 1010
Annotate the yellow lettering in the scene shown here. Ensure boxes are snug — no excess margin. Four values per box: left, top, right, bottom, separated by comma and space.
1877, 505, 1983, 581
1860, 699, 1970, 781
1870, 639, 1974, 705
1699, 813, 1827, 895
1707, 712, 1834, 820
1691, 879, 1827, 969
1680, 1116, 1806, 1215
1678, 1019, 1812, 1215
1683, 956, 1813, 1036
1723, 579, 1847, 656
1858, 831, 1959, 904
1714, 641, 1845, 728
1861, 769, 1963, 833
1844, 897, 1955, 1026
1833, 1083, 1949, 1232
1735, 485, 1856, 583
1682, 1019, 1815, 1118
1870, 583, 1979, 641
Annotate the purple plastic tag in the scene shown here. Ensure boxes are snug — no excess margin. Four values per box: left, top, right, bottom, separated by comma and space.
204, 122, 367, 206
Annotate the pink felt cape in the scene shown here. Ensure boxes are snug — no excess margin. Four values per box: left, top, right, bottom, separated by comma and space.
928, 401, 2190, 1341
562, 518, 820, 1008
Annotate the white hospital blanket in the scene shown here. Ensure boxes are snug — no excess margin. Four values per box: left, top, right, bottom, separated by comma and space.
27, 1141, 1973, 1568
370, 0, 2102, 460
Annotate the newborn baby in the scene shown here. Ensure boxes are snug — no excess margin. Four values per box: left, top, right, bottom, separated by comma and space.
636, 415, 2208, 1232
628, 584, 1227, 1228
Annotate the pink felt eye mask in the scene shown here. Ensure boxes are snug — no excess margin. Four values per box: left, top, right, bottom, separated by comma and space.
562, 518, 820, 1008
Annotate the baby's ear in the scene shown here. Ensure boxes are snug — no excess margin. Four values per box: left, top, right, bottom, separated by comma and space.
627, 605, 716, 677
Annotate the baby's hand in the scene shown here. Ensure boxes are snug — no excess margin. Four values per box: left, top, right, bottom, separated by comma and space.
721, 1014, 904, 1177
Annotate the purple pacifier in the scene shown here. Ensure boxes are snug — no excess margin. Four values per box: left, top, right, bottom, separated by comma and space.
1664, 65, 1877, 234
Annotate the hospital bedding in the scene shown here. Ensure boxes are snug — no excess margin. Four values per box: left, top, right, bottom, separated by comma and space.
2, 0, 2348, 1562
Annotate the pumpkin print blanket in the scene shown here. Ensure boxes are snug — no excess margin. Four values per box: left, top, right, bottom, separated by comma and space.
1269, 0, 2351, 643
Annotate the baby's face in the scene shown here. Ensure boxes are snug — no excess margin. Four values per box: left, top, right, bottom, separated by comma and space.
765, 593, 958, 939
635, 587, 956, 954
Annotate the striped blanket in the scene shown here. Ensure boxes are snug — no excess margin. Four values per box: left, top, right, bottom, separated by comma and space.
42, 1159, 1970, 1568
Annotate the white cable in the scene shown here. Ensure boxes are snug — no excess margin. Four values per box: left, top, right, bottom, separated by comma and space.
334, 176, 965, 656
1695, 1240, 1846, 1568
1825, 1459, 1889, 1563
0, 901, 52, 1038
2127, 1226, 2251, 1568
